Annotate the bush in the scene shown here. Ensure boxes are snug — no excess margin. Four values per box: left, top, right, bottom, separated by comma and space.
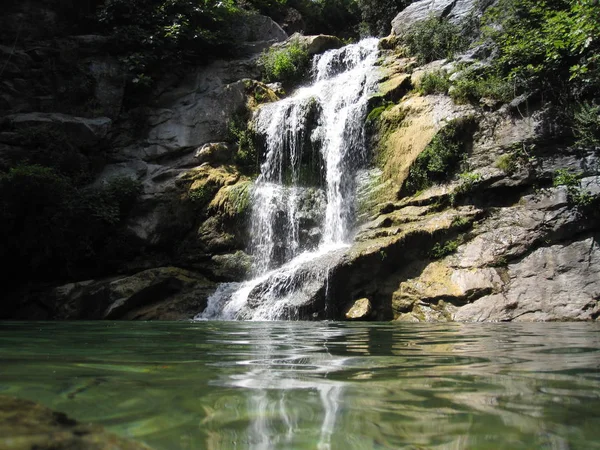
450, 69, 514, 105
259, 41, 311, 83
403, 117, 476, 195
418, 70, 451, 95
573, 102, 600, 148
228, 117, 259, 174
401, 15, 469, 65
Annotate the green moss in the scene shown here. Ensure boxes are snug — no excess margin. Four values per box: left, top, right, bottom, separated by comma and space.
366, 102, 393, 123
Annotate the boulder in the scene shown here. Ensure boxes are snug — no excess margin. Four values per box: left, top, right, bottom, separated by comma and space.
26, 267, 218, 321
0, 395, 152, 450
345, 298, 373, 320
287, 33, 345, 56
195, 142, 234, 164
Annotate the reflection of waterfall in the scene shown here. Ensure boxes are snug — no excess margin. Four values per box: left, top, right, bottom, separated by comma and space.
212, 324, 347, 450
198, 38, 379, 321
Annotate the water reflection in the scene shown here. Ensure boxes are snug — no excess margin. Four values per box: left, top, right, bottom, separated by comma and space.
204, 324, 350, 449
0, 322, 599, 449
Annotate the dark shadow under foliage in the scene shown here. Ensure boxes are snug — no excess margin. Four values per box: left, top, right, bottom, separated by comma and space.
0, 165, 142, 290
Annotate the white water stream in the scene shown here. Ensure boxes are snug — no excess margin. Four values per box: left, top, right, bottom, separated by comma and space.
197, 38, 379, 321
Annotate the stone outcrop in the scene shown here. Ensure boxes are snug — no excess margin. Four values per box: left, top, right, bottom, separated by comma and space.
391, 0, 498, 36
0, 395, 152, 450
5, 267, 216, 321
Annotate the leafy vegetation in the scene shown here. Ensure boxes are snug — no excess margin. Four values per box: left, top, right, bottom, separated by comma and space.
429, 239, 460, 259
573, 102, 600, 147
259, 41, 311, 83
228, 117, 259, 174
450, 69, 514, 105
403, 117, 476, 195
553, 168, 595, 207
418, 70, 451, 95
400, 15, 470, 65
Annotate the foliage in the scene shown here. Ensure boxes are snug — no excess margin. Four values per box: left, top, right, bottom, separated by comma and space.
404, 117, 476, 195
450, 69, 514, 105
228, 117, 259, 174
418, 70, 451, 95
429, 239, 459, 259
573, 102, 600, 147
259, 41, 311, 83
495, 153, 518, 174
356, 0, 412, 36
0, 166, 142, 287
14, 126, 94, 184
553, 168, 594, 207
455, 171, 482, 194
480, 0, 600, 102
401, 15, 470, 65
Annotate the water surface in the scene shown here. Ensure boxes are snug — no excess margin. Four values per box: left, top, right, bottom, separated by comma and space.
1, 321, 599, 449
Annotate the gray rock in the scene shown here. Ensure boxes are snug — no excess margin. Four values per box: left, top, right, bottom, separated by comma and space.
46, 267, 216, 321
391, 0, 498, 36
7, 112, 111, 145
287, 33, 345, 55
454, 237, 600, 321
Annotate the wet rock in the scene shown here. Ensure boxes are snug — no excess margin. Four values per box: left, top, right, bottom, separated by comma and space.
287, 33, 345, 56
195, 142, 234, 164
15, 267, 217, 321
0, 395, 152, 450
345, 298, 372, 320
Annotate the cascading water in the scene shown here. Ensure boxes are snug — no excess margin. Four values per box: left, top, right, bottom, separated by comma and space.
197, 38, 379, 321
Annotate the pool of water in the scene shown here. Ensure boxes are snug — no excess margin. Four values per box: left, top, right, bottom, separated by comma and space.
0, 321, 599, 449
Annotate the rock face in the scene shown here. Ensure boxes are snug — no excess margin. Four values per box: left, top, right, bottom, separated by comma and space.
315, 42, 600, 322
391, 0, 498, 36
0, 395, 151, 450
5, 267, 216, 321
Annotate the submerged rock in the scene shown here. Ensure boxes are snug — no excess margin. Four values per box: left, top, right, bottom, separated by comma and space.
0, 395, 152, 450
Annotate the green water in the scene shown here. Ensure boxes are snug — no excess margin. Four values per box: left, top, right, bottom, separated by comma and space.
1, 322, 599, 449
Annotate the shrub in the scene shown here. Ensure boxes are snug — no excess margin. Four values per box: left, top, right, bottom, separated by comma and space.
228, 117, 259, 174
553, 169, 594, 207
418, 70, 451, 95
259, 41, 311, 83
401, 16, 469, 65
429, 239, 459, 259
450, 69, 514, 105
403, 117, 476, 195
573, 102, 600, 148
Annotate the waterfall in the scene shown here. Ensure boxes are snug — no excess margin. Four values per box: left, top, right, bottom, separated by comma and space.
197, 38, 379, 321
